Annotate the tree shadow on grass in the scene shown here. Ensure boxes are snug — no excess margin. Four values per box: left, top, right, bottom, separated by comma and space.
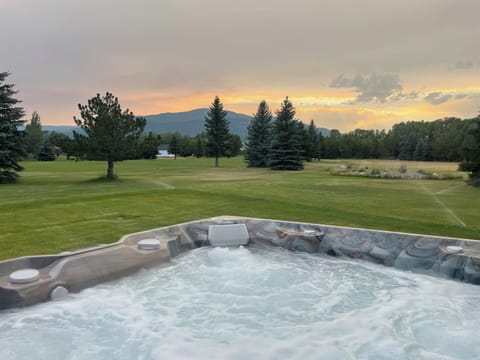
82, 175, 122, 183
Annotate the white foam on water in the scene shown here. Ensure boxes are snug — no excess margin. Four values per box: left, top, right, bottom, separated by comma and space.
1, 246, 479, 360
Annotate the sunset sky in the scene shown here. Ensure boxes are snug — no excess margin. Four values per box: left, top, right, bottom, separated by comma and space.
1, 0, 479, 131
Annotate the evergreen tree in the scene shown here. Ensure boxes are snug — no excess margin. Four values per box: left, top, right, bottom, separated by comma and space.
227, 134, 242, 157
73, 92, 146, 179
0, 72, 25, 184
194, 135, 205, 158
169, 135, 178, 159
306, 120, 319, 161
304, 120, 325, 161
244, 100, 272, 167
204, 96, 231, 167
37, 139, 56, 161
268, 97, 304, 170
141, 132, 162, 159
296, 120, 310, 161
24, 111, 44, 158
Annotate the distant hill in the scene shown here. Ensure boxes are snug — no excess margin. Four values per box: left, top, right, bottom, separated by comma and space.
144, 108, 252, 139
41, 109, 330, 139
43, 126, 82, 136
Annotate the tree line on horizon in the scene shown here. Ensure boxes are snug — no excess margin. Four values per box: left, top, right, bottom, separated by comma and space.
1, 71, 479, 185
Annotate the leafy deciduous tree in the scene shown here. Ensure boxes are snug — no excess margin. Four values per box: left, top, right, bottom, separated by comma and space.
24, 111, 44, 158
24, 111, 43, 158
460, 115, 480, 186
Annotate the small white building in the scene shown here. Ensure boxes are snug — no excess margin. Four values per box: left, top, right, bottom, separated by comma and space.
156, 144, 174, 158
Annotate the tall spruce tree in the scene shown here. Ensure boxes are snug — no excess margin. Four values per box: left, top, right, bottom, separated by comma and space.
244, 100, 272, 167
73, 92, 146, 179
268, 97, 304, 170
24, 111, 44, 158
296, 120, 310, 161
307, 120, 323, 161
0, 72, 25, 183
204, 96, 231, 167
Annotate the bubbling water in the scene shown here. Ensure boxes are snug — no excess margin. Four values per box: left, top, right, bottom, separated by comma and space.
1, 246, 479, 360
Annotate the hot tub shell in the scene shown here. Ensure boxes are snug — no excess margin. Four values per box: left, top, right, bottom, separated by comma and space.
1, 216, 479, 310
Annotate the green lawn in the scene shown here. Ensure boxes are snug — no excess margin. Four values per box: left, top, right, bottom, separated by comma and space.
1, 157, 479, 260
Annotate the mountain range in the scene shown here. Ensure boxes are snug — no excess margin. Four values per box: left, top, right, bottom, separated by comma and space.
42, 109, 330, 139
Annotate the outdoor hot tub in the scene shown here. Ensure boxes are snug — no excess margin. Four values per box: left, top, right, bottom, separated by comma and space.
1, 216, 479, 359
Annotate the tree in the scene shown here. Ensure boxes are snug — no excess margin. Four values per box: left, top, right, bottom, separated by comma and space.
140, 132, 162, 159
37, 139, 56, 161
0, 72, 25, 184
227, 134, 242, 157
73, 92, 146, 179
460, 115, 480, 186
204, 96, 231, 167
306, 120, 321, 161
244, 100, 272, 167
323, 129, 341, 158
296, 120, 310, 161
194, 135, 205, 158
268, 97, 304, 170
24, 111, 44, 158
49, 131, 80, 160
169, 135, 178, 159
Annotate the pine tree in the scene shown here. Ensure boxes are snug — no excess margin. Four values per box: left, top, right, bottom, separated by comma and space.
307, 120, 323, 161
227, 134, 243, 157
268, 97, 304, 170
140, 132, 162, 159
244, 100, 272, 167
0, 72, 25, 184
194, 135, 205, 158
73, 92, 146, 179
37, 139, 56, 161
204, 96, 231, 167
296, 120, 310, 161
24, 111, 44, 158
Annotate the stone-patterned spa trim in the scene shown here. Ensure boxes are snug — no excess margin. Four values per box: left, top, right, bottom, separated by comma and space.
0, 216, 479, 310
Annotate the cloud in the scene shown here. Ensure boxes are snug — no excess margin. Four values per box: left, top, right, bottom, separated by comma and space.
424, 92, 452, 105
454, 93, 468, 100
424, 91, 469, 105
329, 73, 403, 103
448, 60, 474, 71
387, 91, 420, 102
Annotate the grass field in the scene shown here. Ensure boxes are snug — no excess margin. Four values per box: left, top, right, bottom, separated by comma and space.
1, 157, 479, 260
